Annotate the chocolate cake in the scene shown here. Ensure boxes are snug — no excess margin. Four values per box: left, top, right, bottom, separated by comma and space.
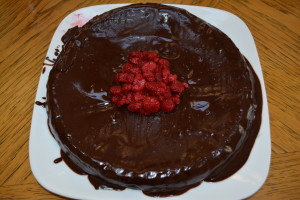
47, 3, 262, 197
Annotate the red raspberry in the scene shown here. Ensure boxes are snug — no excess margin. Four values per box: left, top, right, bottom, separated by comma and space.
161, 99, 175, 112
164, 88, 172, 97
132, 79, 146, 92
158, 59, 170, 68
141, 61, 157, 73
128, 102, 143, 112
134, 93, 145, 102
122, 84, 132, 92
162, 69, 170, 83
183, 82, 189, 89
122, 63, 133, 73
115, 73, 127, 83
143, 97, 160, 114
134, 73, 143, 80
155, 72, 163, 81
168, 74, 178, 83
117, 98, 127, 106
110, 86, 122, 95
127, 74, 135, 83
125, 93, 133, 103
145, 82, 166, 96
111, 96, 119, 103
129, 51, 143, 58
115, 73, 134, 83
143, 72, 155, 82
129, 67, 141, 74
129, 57, 140, 65
157, 87, 166, 95
145, 82, 160, 92
172, 95, 180, 105
109, 51, 188, 115
154, 58, 160, 63
170, 81, 185, 93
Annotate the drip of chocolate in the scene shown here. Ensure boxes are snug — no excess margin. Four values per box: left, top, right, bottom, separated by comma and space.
53, 157, 63, 164
43, 57, 56, 67
55, 48, 60, 56
46, 57, 55, 63
46, 3, 262, 197
35, 101, 47, 108
43, 63, 53, 66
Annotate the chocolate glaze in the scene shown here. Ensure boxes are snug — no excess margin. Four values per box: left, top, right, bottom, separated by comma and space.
47, 3, 262, 197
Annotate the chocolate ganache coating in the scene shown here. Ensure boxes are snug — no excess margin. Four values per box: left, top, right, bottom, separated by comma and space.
47, 3, 262, 197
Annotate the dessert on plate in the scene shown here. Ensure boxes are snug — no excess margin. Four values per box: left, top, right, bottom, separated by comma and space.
46, 3, 262, 197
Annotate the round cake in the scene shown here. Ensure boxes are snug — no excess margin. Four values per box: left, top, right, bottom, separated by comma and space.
47, 3, 262, 197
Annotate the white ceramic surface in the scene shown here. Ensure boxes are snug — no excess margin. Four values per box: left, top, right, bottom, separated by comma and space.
29, 4, 271, 200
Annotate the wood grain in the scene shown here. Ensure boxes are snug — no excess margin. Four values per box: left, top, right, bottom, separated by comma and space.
0, 0, 299, 199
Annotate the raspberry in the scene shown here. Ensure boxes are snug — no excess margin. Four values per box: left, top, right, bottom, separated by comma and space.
134, 73, 143, 80
141, 61, 157, 73
143, 72, 155, 82
122, 84, 132, 92
143, 97, 160, 114
128, 102, 143, 112
115, 73, 135, 83
122, 63, 133, 73
133, 93, 145, 102
117, 98, 127, 106
155, 72, 163, 82
132, 78, 146, 92
124, 93, 133, 103
161, 99, 175, 112
162, 69, 170, 83
183, 82, 189, 88
110, 86, 122, 95
129, 51, 143, 58
129, 57, 140, 65
168, 74, 178, 83
170, 81, 186, 93
115, 73, 127, 83
172, 94, 181, 105
145, 82, 166, 96
129, 67, 141, 74
109, 51, 188, 115
158, 59, 170, 68
111, 96, 119, 103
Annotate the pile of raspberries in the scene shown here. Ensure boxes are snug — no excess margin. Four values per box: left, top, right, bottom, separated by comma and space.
110, 51, 188, 115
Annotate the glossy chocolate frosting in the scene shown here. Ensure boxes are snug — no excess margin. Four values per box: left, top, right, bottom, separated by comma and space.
47, 3, 262, 197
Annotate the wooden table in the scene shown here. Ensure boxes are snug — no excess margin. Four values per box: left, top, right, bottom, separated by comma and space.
1, 0, 299, 199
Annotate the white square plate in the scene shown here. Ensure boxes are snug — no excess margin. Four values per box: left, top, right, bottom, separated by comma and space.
29, 4, 271, 200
